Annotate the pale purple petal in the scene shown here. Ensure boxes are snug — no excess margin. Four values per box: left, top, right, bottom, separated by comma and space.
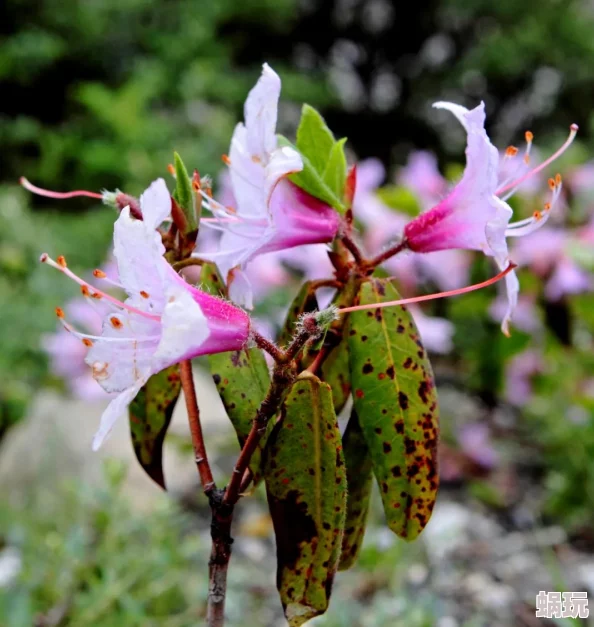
228, 267, 255, 310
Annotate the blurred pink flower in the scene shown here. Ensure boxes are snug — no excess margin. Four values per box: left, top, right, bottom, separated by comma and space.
505, 349, 544, 406
397, 150, 447, 206
458, 423, 499, 469
409, 306, 455, 354
43, 299, 110, 401
512, 229, 591, 301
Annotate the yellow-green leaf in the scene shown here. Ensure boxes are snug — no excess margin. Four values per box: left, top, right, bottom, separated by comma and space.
338, 409, 374, 570
264, 373, 346, 626
129, 365, 181, 490
347, 278, 439, 541
320, 336, 351, 414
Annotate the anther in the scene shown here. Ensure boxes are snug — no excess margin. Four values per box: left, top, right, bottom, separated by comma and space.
81, 285, 90, 297
57, 255, 67, 268
167, 163, 175, 176
110, 316, 123, 329
555, 173, 562, 186
548, 178, 556, 191
525, 131, 534, 143
140, 290, 150, 299
55, 307, 65, 318
532, 210, 542, 220
82, 338, 94, 347
222, 154, 231, 166
544, 202, 551, 211
93, 269, 107, 278
505, 146, 519, 157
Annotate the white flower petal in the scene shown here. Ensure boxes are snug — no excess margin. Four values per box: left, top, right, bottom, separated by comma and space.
244, 63, 281, 159
85, 312, 159, 393
140, 178, 171, 231
92, 379, 146, 450
113, 207, 169, 309
151, 283, 210, 372
264, 146, 303, 205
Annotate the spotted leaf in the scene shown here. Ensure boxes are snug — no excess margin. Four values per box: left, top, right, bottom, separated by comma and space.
347, 278, 439, 540
264, 373, 346, 626
320, 336, 351, 414
338, 409, 373, 570
129, 365, 181, 490
208, 347, 270, 483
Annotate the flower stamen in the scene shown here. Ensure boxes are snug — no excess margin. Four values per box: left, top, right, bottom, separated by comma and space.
20, 178, 103, 200
496, 124, 578, 197
338, 263, 517, 314
41, 253, 160, 321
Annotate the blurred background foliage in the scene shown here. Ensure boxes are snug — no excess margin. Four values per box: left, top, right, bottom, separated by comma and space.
2, 0, 594, 625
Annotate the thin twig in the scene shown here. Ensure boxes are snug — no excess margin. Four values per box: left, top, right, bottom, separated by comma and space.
366, 239, 408, 268
180, 360, 215, 493
340, 232, 366, 266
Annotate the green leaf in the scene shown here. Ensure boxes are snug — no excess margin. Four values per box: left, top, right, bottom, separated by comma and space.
279, 103, 349, 213
129, 365, 182, 490
375, 185, 422, 218
295, 104, 336, 174
264, 373, 346, 626
338, 409, 374, 571
208, 347, 270, 483
347, 278, 439, 541
172, 151, 197, 233
278, 281, 319, 348
320, 336, 351, 414
323, 137, 347, 200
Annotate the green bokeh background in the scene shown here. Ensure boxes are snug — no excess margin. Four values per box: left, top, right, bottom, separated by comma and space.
2, 1, 594, 625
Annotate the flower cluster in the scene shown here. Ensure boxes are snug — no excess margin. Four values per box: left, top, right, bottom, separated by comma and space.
29, 64, 579, 447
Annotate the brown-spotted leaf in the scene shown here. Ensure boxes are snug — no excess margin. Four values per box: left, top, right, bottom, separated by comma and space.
347, 278, 439, 541
320, 336, 351, 414
338, 409, 373, 570
129, 365, 181, 489
278, 280, 318, 348
264, 373, 346, 626
208, 347, 270, 483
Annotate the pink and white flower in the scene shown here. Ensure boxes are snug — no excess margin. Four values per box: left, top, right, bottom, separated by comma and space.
196, 64, 340, 309
42, 178, 250, 450
403, 101, 576, 335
